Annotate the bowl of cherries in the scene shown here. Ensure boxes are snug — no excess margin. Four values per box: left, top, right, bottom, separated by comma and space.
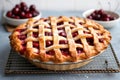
3, 2, 41, 26
82, 9, 120, 28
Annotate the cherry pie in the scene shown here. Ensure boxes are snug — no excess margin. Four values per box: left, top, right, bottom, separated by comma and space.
9, 16, 111, 70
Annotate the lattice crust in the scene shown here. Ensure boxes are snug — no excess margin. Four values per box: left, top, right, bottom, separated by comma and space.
9, 16, 111, 63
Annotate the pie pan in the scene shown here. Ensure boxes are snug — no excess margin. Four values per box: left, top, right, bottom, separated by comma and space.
29, 50, 105, 70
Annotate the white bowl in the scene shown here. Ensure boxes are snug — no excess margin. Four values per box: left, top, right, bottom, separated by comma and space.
3, 12, 42, 26
82, 9, 120, 28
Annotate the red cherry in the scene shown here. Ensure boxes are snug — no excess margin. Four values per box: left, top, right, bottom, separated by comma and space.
87, 38, 94, 46
11, 14, 15, 18
24, 8, 29, 13
33, 32, 38, 38
25, 13, 32, 18
20, 47, 26, 55
45, 32, 52, 36
20, 2, 27, 7
19, 11, 25, 18
31, 11, 39, 17
94, 14, 101, 20
21, 6, 28, 11
6, 2, 39, 19
75, 39, 82, 44
98, 9, 104, 14
106, 14, 111, 18
62, 51, 69, 56
87, 15, 93, 19
93, 10, 98, 14
59, 40, 68, 44
46, 40, 53, 47
6, 11, 12, 17
61, 48, 69, 56
76, 48, 83, 54
102, 17, 110, 21
15, 4, 21, 9
18, 34, 26, 40
87, 9, 116, 21
59, 32, 66, 37
29, 5, 36, 11
21, 41, 26, 47
14, 16, 20, 19
90, 13, 96, 17
46, 50, 55, 55
110, 16, 116, 20
72, 31, 78, 37
12, 7, 20, 15
33, 41, 39, 48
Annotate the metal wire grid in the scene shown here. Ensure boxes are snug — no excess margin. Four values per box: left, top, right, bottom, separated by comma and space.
5, 44, 120, 74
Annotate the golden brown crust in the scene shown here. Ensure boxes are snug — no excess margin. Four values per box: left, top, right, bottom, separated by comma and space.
9, 16, 111, 64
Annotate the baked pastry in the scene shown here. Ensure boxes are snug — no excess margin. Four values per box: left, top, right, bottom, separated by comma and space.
9, 16, 111, 70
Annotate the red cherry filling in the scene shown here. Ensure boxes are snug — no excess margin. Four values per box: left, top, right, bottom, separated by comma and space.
72, 31, 78, 37
86, 38, 94, 46
69, 22, 75, 26
33, 32, 38, 38
79, 22, 83, 25
57, 21, 64, 26
33, 41, 39, 48
97, 33, 103, 36
99, 38, 104, 43
21, 41, 26, 47
76, 47, 83, 54
46, 40, 53, 47
57, 27, 64, 30
34, 26, 38, 29
45, 32, 53, 36
59, 40, 68, 44
46, 50, 55, 55
83, 31, 90, 34
59, 32, 66, 37
18, 34, 27, 40
60, 48, 69, 56
75, 39, 82, 44
20, 47, 26, 55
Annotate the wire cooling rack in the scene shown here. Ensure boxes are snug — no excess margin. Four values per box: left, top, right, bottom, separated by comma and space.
5, 44, 120, 74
